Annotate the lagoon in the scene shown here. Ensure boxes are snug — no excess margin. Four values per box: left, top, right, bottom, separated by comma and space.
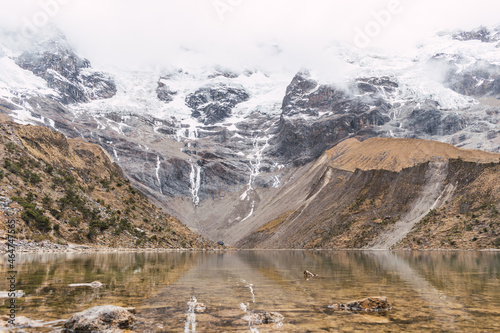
1, 250, 499, 332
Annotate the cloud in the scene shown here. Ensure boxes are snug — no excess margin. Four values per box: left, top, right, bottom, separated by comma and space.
0, 0, 499, 74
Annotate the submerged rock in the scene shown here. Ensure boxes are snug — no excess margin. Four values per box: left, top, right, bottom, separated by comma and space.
187, 297, 206, 313
331, 296, 391, 312
243, 311, 284, 325
64, 305, 136, 331
304, 270, 317, 279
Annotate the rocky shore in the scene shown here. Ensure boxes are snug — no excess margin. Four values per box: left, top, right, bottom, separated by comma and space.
0, 239, 226, 254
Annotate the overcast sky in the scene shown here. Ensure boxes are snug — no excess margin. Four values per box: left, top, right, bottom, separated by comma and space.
1, 0, 499, 72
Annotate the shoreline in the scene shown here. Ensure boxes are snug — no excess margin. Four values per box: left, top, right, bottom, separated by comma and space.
0, 239, 225, 254
0, 240, 498, 254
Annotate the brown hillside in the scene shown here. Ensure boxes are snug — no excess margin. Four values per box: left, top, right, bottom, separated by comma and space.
0, 121, 217, 250
396, 159, 500, 249
326, 137, 500, 172
238, 138, 500, 250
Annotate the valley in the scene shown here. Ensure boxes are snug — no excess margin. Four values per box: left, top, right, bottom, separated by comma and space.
1, 25, 500, 250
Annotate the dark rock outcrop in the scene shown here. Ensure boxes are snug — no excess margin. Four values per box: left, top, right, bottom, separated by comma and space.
355, 76, 399, 95
156, 77, 177, 102
452, 27, 500, 43
186, 84, 250, 125
271, 71, 391, 164
430, 54, 500, 97
271, 111, 387, 165
282, 72, 395, 118
282, 74, 370, 117
16, 36, 116, 104
406, 107, 465, 136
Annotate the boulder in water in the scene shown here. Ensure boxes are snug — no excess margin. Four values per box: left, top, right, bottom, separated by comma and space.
244, 311, 284, 325
64, 305, 136, 331
331, 296, 391, 312
304, 270, 317, 279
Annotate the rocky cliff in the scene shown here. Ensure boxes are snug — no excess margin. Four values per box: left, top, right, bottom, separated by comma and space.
15, 33, 116, 105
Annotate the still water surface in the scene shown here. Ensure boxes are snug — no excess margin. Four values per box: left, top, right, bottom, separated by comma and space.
1, 250, 499, 332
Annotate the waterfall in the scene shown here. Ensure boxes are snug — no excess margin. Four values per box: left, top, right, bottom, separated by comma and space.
272, 175, 281, 188
189, 160, 201, 206
240, 201, 255, 222
240, 134, 269, 201
155, 155, 163, 194
112, 147, 119, 161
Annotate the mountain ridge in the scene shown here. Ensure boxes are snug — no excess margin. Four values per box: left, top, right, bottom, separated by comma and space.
236, 138, 500, 249
326, 137, 500, 172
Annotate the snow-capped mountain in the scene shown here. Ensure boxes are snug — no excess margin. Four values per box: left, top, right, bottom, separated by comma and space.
1, 26, 499, 244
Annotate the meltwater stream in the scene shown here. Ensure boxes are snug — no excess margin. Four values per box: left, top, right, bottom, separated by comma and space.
1, 251, 499, 332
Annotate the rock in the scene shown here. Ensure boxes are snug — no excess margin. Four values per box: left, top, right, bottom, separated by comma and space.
452, 27, 500, 43
15, 33, 116, 105
90, 281, 103, 288
331, 296, 392, 312
271, 70, 392, 164
186, 83, 250, 125
281, 70, 319, 117
406, 103, 466, 137
243, 311, 284, 325
271, 110, 388, 165
187, 297, 206, 313
156, 78, 177, 102
355, 77, 398, 95
208, 68, 239, 79
64, 305, 136, 331
430, 54, 500, 98
304, 270, 317, 279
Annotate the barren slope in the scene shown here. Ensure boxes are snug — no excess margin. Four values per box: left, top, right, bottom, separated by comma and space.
326, 137, 500, 172
237, 137, 500, 249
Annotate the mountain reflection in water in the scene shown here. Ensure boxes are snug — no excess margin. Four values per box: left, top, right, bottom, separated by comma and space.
1, 250, 499, 332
